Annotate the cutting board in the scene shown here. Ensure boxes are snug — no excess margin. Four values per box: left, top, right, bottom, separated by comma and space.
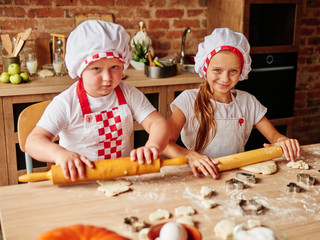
35, 38, 51, 68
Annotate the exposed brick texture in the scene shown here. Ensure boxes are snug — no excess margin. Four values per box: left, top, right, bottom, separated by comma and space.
0, 0, 319, 145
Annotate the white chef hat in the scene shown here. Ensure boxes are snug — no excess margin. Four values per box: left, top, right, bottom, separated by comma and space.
65, 20, 131, 79
194, 28, 251, 81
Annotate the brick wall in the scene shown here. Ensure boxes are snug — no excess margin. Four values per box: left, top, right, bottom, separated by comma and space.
295, 0, 320, 144
0, 0, 319, 145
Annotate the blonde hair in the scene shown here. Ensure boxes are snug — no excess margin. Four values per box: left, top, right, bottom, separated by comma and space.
193, 81, 217, 152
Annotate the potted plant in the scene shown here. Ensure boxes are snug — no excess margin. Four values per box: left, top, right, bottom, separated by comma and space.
130, 39, 149, 70
130, 21, 153, 70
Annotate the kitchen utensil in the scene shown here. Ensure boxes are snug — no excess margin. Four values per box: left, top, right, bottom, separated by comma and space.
12, 39, 25, 57
2, 55, 20, 72
12, 28, 32, 57
1, 34, 13, 56
145, 64, 177, 78
18, 157, 189, 185
215, 146, 283, 172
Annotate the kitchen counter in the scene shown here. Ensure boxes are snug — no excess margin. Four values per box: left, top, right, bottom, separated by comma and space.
0, 144, 319, 240
0, 68, 204, 97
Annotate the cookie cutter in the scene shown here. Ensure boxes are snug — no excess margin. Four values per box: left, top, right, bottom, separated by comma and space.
225, 178, 245, 190
236, 172, 256, 184
239, 199, 264, 215
286, 182, 302, 193
297, 173, 315, 186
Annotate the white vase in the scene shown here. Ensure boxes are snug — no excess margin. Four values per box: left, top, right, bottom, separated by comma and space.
130, 60, 145, 71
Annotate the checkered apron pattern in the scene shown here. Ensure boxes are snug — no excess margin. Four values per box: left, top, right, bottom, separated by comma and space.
77, 78, 127, 159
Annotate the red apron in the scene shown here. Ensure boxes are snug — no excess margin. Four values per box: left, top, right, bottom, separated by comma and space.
75, 79, 133, 160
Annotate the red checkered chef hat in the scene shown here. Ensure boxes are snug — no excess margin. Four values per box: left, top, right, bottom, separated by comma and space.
194, 28, 251, 81
65, 20, 131, 79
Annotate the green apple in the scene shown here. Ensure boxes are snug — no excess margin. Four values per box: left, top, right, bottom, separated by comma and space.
9, 73, 22, 84
0, 72, 10, 83
8, 63, 21, 75
20, 72, 30, 82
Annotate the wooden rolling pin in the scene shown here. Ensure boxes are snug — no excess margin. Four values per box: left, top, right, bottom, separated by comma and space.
215, 145, 283, 172
18, 157, 188, 185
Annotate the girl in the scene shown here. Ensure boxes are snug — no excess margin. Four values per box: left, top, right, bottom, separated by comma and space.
163, 28, 300, 179
25, 20, 169, 181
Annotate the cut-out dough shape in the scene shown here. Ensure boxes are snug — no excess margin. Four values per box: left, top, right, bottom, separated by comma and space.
240, 160, 277, 175
214, 219, 236, 240
287, 160, 309, 170
97, 179, 131, 197
176, 215, 194, 226
149, 209, 170, 221
200, 186, 214, 199
174, 206, 196, 216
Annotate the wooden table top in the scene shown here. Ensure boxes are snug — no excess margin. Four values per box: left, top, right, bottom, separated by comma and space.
0, 68, 203, 97
0, 144, 320, 240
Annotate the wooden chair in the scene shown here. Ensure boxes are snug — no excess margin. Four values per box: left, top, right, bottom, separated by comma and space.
17, 100, 55, 174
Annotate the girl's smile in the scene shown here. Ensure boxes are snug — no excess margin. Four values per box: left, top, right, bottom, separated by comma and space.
206, 50, 242, 102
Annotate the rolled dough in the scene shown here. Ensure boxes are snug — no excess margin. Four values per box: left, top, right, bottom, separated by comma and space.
97, 179, 132, 197
287, 160, 309, 170
240, 160, 277, 175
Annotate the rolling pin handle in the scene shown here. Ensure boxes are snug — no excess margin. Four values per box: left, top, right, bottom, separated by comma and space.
18, 170, 52, 183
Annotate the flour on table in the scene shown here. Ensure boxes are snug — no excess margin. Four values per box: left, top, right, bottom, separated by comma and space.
174, 206, 196, 216
214, 219, 236, 240
97, 179, 132, 197
149, 209, 170, 221
176, 215, 194, 226
240, 160, 277, 174
287, 160, 309, 170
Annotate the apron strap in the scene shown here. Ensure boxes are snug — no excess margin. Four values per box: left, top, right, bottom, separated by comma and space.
77, 79, 127, 118
114, 85, 126, 105
77, 78, 92, 117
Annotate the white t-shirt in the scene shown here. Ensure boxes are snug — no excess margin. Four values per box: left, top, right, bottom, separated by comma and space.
37, 81, 156, 155
171, 89, 267, 158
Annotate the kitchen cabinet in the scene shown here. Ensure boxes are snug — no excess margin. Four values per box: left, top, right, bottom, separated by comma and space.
0, 68, 203, 185
207, 0, 302, 54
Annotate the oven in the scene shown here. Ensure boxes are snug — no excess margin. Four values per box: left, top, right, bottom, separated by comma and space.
236, 52, 298, 149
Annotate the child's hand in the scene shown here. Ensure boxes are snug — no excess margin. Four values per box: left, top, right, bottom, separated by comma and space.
264, 138, 300, 162
55, 149, 95, 181
188, 152, 220, 179
130, 146, 159, 164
